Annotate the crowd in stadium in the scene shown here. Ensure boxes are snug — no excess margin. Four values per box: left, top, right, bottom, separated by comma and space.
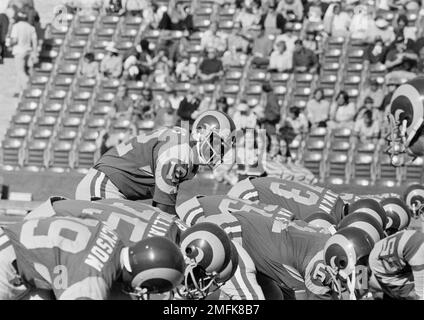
1, 0, 424, 183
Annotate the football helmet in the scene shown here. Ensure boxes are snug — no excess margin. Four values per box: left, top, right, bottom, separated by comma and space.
191, 110, 236, 169
338, 212, 385, 244
403, 183, 424, 217
348, 199, 388, 230
121, 236, 185, 300
179, 222, 234, 299
380, 197, 411, 234
217, 241, 239, 283
304, 212, 337, 234
386, 77, 424, 166
323, 227, 374, 300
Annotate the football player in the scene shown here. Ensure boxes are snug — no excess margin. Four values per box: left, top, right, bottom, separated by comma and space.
176, 194, 294, 226
386, 77, 424, 166
403, 183, 424, 217
0, 216, 185, 300
75, 111, 236, 215
227, 177, 347, 222
24, 197, 241, 300
368, 230, 424, 300
195, 209, 354, 300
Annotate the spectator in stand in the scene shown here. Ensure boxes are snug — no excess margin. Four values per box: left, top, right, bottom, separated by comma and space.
262, 82, 281, 137
349, 4, 375, 43
323, 2, 351, 37
354, 96, 381, 125
394, 13, 416, 42
200, 22, 228, 54
216, 96, 230, 114
222, 46, 248, 67
106, 0, 123, 14
100, 43, 123, 79
177, 85, 201, 126
415, 46, 424, 75
158, 0, 195, 33
164, 87, 183, 110
113, 85, 134, 119
197, 48, 224, 83
0, 10, 10, 64
259, 1, 286, 35
122, 0, 150, 16
154, 100, 177, 129
175, 54, 196, 81
358, 78, 384, 110
268, 40, 292, 72
232, 100, 258, 130
385, 35, 418, 83
371, 17, 395, 46
226, 21, 251, 53
274, 28, 298, 53
235, 1, 261, 31
286, 106, 309, 136
277, 0, 304, 22
251, 25, 274, 67
380, 78, 400, 113
305, 0, 324, 31
329, 90, 356, 129
306, 88, 330, 128
292, 39, 318, 73
353, 109, 380, 143
365, 36, 387, 65
143, 2, 166, 29
303, 29, 321, 55
152, 58, 171, 86
123, 39, 155, 79
80, 52, 99, 79
9, 11, 37, 97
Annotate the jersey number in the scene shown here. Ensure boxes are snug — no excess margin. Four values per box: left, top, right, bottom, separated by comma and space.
270, 182, 320, 206
116, 129, 166, 157
20, 219, 92, 254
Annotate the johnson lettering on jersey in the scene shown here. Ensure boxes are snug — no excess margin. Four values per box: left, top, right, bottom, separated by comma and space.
93, 128, 198, 206
228, 177, 344, 222
2, 217, 123, 300
175, 194, 294, 226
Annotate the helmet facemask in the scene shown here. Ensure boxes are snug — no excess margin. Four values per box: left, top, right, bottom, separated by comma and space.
179, 256, 221, 300
195, 128, 235, 169
386, 113, 422, 166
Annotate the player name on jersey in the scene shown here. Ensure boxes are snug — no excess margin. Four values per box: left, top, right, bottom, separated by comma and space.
85, 224, 119, 272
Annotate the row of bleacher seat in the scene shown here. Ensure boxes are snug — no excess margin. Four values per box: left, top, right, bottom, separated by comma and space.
291, 127, 424, 186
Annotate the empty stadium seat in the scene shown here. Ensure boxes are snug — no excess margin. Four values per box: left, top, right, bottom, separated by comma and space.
375, 152, 400, 187
403, 156, 424, 183
76, 141, 98, 168
18, 101, 39, 115
271, 72, 290, 85
6, 127, 28, 140
351, 153, 375, 186
302, 151, 323, 179
305, 138, 326, 151
326, 152, 349, 184
50, 140, 74, 168
2, 138, 24, 167
43, 101, 64, 116
26, 139, 48, 168
331, 128, 352, 143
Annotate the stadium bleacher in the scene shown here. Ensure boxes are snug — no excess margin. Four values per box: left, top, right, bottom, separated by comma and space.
1, 0, 424, 186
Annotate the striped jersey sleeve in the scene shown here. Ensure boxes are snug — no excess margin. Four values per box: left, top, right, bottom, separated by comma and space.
227, 178, 259, 203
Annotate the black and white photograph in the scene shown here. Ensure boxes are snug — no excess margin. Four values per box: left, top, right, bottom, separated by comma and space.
0, 0, 424, 309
